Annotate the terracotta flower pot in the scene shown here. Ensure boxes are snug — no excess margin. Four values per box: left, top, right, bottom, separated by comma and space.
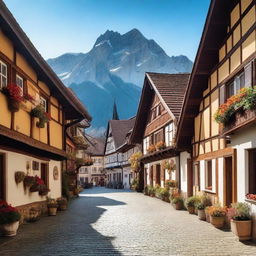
0, 221, 19, 236
173, 202, 183, 210
205, 211, 210, 223
48, 207, 57, 216
187, 206, 195, 214
231, 219, 252, 241
58, 204, 67, 211
210, 216, 225, 228
198, 209, 206, 220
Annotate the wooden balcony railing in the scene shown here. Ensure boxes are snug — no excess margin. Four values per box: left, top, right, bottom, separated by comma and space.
221, 109, 256, 136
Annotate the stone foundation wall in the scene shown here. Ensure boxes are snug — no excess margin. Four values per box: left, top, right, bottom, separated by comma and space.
16, 200, 47, 223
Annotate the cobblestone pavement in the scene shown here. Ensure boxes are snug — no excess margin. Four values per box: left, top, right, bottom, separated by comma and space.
1, 187, 256, 256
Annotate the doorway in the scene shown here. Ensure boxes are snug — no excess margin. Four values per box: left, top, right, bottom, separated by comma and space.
0, 154, 6, 200
156, 164, 161, 185
224, 156, 233, 207
41, 163, 49, 187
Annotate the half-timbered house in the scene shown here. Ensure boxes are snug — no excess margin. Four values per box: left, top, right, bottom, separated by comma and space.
104, 118, 136, 188
176, 0, 256, 211
130, 72, 189, 190
0, 2, 91, 217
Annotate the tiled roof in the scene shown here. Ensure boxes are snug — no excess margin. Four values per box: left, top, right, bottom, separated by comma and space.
110, 117, 136, 149
147, 72, 190, 119
85, 136, 105, 156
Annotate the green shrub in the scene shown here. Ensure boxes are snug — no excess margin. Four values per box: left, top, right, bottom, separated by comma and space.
186, 196, 201, 208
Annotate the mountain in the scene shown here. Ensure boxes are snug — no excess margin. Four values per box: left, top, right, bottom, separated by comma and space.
47, 29, 193, 136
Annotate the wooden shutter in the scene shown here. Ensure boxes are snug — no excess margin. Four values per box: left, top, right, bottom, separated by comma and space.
219, 84, 226, 105
244, 62, 252, 88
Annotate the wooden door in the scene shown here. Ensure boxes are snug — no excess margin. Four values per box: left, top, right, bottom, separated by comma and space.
150, 166, 153, 186
41, 163, 49, 187
0, 154, 6, 200
156, 164, 161, 185
187, 159, 193, 197
249, 149, 256, 193
224, 157, 233, 207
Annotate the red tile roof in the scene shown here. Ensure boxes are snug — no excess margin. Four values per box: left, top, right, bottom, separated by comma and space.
146, 72, 190, 119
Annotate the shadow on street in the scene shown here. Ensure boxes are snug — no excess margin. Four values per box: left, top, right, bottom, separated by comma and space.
0, 193, 126, 256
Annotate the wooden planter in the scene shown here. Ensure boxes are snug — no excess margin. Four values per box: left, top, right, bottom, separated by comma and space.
58, 204, 67, 211
0, 221, 19, 236
198, 209, 206, 220
210, 216, 225, 228
173, 202, 183, 210
231, 219, 252, 241
187, 206, 195, 214
48, 207, 57, 216
7, 98, 20, 112
205, 211, 210, 223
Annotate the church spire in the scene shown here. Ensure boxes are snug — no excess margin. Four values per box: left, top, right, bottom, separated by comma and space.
112, 101, 119, 120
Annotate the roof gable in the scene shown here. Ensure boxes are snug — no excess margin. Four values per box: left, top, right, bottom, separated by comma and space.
130, 72, 190, 143
176, 0, 235, 148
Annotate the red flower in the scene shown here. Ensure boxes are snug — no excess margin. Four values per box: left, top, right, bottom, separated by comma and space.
35, 176, 45, 185
4, 84, 23, 103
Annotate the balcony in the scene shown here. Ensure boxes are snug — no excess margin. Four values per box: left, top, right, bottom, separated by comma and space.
221, 109, 256, 136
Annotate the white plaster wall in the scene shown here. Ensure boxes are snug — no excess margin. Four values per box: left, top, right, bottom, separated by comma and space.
218, 157, 224, 205
48, 160, 61, 199
230, 124, 256, 202
1, 149, 61, 207
180, 151, 190, 193
123, 168, 131, 189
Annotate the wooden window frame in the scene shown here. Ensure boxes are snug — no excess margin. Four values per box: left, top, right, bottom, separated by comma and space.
16, 73, 24, 94
205, 160, 213, 191
225, 70, 245, 99
0, 60, 8, 89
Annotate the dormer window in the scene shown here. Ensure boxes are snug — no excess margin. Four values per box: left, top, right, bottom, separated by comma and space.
0, 60, 7, 89
16, 74, 24, 94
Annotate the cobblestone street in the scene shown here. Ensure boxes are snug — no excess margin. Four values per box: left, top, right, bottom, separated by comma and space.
1, 187, 256, 256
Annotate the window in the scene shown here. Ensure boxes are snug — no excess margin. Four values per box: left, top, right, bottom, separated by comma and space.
16, 74, 24, 93
153, 130, 163, 144
165, 123, 174, 147
143, 136, 150, 154
0, 60, 7, 89
205, 160, 212, 190
248, 149, 256, 194
40, 96, 47, 112
226, 71, 245, 98
193, 162, 200, 188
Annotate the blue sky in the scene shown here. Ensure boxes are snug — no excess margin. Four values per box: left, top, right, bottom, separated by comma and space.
4, 0, 210, 61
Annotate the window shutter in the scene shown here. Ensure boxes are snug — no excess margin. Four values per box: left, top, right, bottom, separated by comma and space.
219, 84, 226, 105
244, 62, 252, 88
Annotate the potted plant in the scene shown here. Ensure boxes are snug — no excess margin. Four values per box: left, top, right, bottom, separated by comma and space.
228, 202, 252, 241
23, 175, 36, 188
147, 144, 156, 153
171, 196, 184, 210
196, 203, 206, 220
160, 188, 170, 202
38, 184, 50, 196
186, 196, 200, 214
31, 105, 51, 128
156, 141, 166, 150
165, 180, 177, 188
47, 197, 58, 216
208, 205, 227, 228
0, 201, 21, 236
57, 197, 68, 211
148, 186, 155, 197
155, 185, 162, 199
205, 206, 210, 223
2, 83, 23, 112
15, 171, 25, 184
